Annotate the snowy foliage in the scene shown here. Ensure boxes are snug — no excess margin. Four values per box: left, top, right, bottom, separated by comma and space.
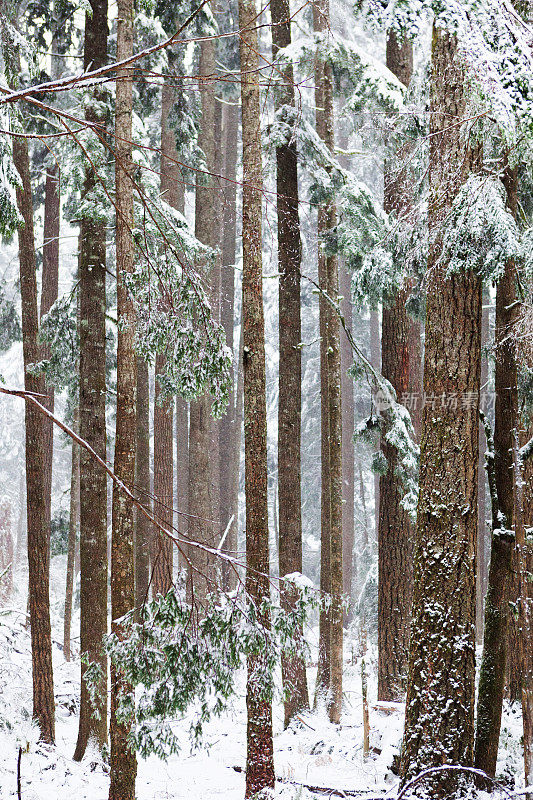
278, 30, 404, 113
440, 175, 523, 281
0, 133, 20, 240
0, 279, 20, 351
101, 580, 319, 759
364, 0, 533, 143
127, 197, 231, 415
0, 14, 24, 240
266, 104, 387, 283
354, 373, 419, 517
35, 290, 78, 392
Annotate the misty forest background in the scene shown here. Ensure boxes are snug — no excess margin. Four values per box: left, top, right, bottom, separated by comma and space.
0, 0, 532, 798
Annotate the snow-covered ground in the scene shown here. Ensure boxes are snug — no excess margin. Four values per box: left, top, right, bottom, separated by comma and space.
0, 555, 525, 799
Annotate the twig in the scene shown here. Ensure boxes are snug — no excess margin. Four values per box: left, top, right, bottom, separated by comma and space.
396, 765, 512, 800
17, 747, 22, 800
230, 767, 387, 797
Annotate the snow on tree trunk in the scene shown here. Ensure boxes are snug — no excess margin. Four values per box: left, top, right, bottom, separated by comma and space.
377, 31, 420, 703
475, 162, 519, 777
399, 27, 482, 796
340, 262, 355, 620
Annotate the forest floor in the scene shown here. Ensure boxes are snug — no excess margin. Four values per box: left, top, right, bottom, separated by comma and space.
0, 555, 526, 799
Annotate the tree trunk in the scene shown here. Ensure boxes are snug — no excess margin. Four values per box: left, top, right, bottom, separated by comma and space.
73, 0, 109, 761
219, 99, 239, 592
152, 353, 174, 595
210, 95, 223, 545
159, 71, 188, 580
519, 426, 533, 793
151, 82, 179, 598
188, 37, 219, 605
231, 325, 244, 590
176, 397, 189, 567
474, 164, 519, 776
340, 264, 355, 620
40, 0, 64, 556
64, 410, 80, 662
109, 0, 137, 796
135, 357, 150, 614
476, 290, 490, 644
370, 310, 380, 534
377, 31, 414, 703
312, 0, 343, 725
238, 0, 276, 793
14, 471, 26, 572
313, 0, 331, 709
400, 27, 482, 795
14, 135, 55, 744
271, 0, 309, 727
0, 502, 13, 604
41, 166, 59, 542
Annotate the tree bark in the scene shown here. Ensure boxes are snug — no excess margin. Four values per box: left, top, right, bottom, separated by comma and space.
41, 164, 59, 544
219, 99, 239, 592
370, 310, 380, 534
518, 426, 533, 793
40, 3, 65, 555
176, 396, 189, 567
159, 70, 188, 579
188, 37, 219, 605
150, 81, 178, 598
474, 164, 519, 777
271, 0, 309, 727
73, 0, 109, 761
238, 0, 276, 793
313, 0, 331, 709
312, 0, 343, 725
400, 27, 482, 795
109, 0, 137, 795
135, 357, 150, 615
14, 135, 55, 744
476, 290, 490, 644
340, 264, 355, 620
377, 31, 415, 703
64, 410, 80, 662
152, 353, 174, 595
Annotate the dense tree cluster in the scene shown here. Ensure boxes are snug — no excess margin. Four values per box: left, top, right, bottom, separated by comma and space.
0, 0, 531, 797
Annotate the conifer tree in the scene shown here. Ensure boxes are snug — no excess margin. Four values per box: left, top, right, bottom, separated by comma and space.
188, 35, 218, 604
14, 133, 56, 745
271, 0, 309, 726
135, 357, 150, 612
63, 409, 79, 661
400, 26, 482, 795
151, 76, 179, 598
74, 0, 109, 760
109, 0, 137, 794
475, 162, 520, 776
340, 263, 355, 617
313, 0, 343, 724
238, 0, 275, 792
219, 96, 239, 593
377, 31, 417, 702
